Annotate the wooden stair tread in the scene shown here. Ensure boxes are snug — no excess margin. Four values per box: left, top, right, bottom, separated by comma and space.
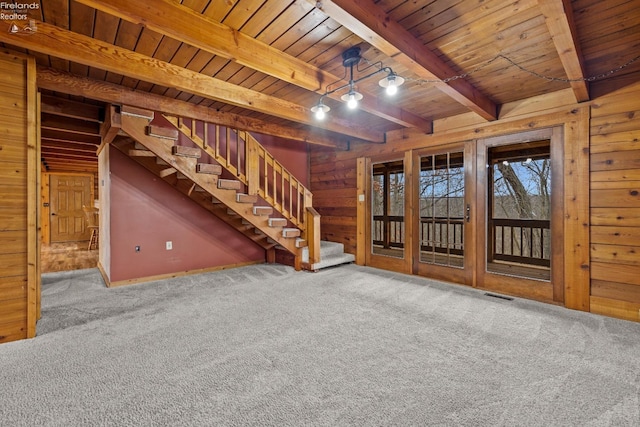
147, 125, 179, 140
218, 179, 241, 190
253, 206, 273, 216
129, 149, 155, 157
282, 228, 301, 238
121, 105, 154, 120
236, 193, 258, 204
172, 145, 201, 158
268, 218, 287, 227
196, 163, 222, 175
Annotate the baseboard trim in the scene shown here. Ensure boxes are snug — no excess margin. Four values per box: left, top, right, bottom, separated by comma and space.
104, 260, 264, 288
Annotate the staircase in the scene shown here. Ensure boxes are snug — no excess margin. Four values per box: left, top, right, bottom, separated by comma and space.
302, 241, 355, 271
107, 105, 321, 270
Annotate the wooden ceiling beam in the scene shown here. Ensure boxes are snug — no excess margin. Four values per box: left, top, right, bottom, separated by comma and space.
41, 140, 100, 153
308, 0, 498, 121
41, 128, 101, 145
75, 0, 432, 133
41, 95, 104, 123
41, 161, 98, 171
41, 113, 100, 136
538, 0, 589, 102
40, 150, 97, 161
0, 21, 382, 142
36, 67, 349, 148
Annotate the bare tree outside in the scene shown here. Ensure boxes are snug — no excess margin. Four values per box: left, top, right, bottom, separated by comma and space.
372, 162, 405, 258
490, 143, 552, 268
419, 153, 465, 267
493, 158, 551, 220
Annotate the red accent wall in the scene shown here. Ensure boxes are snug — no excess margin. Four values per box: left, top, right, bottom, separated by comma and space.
253, 133, 309, 187
108, 148, 265, 282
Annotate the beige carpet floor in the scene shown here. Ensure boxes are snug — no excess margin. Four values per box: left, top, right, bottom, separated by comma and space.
1, 263, 639, 426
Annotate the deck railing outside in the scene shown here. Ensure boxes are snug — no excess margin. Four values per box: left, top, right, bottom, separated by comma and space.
373, 216, 550, 267
490, 218, 550, 267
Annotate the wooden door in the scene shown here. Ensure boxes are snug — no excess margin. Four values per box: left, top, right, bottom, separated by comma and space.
360, 154, 411, 273
475, 128, 564, 303
413, 143, 473, 285
49, 174, 93, 242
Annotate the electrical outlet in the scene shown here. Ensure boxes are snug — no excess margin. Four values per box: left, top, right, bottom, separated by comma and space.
135, 246, 140, 252
166, 241, 172, 250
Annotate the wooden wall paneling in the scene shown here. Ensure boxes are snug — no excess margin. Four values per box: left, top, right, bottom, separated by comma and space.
590, 296, 640, 322
550, 125, 565, 303
310, 147, 359, 255
563, 107, 590, 311
591, 226, 640, 246
591, 243, 640, 266
591, 280, 640, 304
0, 51, 38, 343
591, 262, 640, 287
591, 208, 640, 227
591, 189, 640, 208
36, 92, 41, 320
356, 157, 367, 265
403, 150, 414, 274
591, 169, 640, 189
588, 81, 640, 321
26, 55, 39, 336
590, 150, 640, 172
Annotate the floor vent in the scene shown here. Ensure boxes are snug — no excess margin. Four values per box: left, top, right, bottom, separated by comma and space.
484, 292, 514, 301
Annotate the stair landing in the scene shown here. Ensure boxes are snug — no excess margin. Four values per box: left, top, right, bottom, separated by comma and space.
303, 241, 355, 271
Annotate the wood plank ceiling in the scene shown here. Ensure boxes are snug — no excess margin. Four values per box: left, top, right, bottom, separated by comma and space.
0, 0, 638, 172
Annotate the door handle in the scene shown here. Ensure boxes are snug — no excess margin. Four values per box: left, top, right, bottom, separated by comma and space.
51, 212, 56, 216
466, 205, 470, 223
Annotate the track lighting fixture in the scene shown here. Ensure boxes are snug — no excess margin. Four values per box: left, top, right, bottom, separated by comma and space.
311, 46, 404, 120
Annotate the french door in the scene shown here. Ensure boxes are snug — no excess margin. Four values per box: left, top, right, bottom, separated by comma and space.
361, 127, 564, 304
413, 143, 472, 285
475, 128, 564, 303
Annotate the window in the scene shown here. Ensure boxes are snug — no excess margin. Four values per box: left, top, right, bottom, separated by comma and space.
372, 160, 404, 259
487, 141, 551, 280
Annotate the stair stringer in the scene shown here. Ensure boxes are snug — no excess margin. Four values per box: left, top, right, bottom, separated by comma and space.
162, 115, 309, 229
119, 113, 305, 259
115, 137, 276, 250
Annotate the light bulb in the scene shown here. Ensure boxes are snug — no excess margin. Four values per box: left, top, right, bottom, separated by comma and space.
311, 102, 329, 120
379, 73, 404, 96
385, 79, 398, 96
347, 94, 358, 109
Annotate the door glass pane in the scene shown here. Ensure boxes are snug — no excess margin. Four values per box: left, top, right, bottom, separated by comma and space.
371, 160, 404, 259
487, 141, 551, 280
419, 152, 464, 267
